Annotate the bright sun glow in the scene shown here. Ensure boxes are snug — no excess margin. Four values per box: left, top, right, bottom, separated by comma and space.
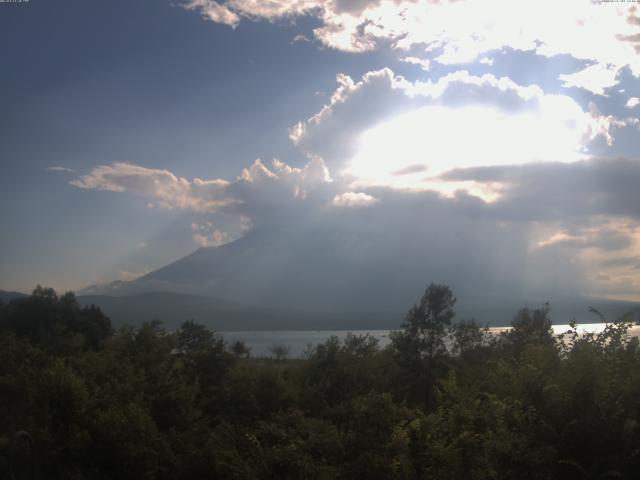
346, 100, 592, 195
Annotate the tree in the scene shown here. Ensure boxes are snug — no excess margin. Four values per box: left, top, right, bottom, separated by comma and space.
175, 321, 235, 413
451, 319, 488, 358
392, 283, 456, 361
390, 283, 456, 407
269, 344, 290, 362
0, 286, 111, 350
506, 302, 554, 350
231, 340, 251, 358
176, 320, 216, 353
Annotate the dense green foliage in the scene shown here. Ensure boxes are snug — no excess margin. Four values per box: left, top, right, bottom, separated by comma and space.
2, 285, 640, 479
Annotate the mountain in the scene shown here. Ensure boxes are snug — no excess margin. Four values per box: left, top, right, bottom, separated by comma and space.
77, 292, 397, 330
78, 224, 640, 329
0, 290, 28, 303
76, 291, 640, 331
78, 224, 421, 318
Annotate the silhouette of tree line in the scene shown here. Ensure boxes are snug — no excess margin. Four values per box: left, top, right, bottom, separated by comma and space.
1, 284, 639, 479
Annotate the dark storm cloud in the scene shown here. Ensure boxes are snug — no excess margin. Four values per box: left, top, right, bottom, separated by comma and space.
441, 158, 640, 221
600, 256, 640, 268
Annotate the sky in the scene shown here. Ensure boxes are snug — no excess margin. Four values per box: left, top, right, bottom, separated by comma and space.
1, 0, 640, 301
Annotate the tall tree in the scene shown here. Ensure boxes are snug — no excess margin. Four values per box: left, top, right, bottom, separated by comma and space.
391, 283, 456, 407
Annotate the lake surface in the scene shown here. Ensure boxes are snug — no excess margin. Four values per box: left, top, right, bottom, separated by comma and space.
222, 323, 640, 358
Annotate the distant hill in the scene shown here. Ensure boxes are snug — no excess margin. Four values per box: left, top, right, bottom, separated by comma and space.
77, 291, 640, 331
0, 289, 28, 303
77, 292, 399, 331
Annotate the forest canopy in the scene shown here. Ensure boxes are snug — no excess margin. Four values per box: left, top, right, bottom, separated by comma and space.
1, 285, 640, 479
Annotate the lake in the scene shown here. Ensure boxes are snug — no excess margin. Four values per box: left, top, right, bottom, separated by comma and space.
222, 323, 640, 358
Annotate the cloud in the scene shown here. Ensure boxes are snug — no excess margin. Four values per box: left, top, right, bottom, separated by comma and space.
48, 166, 75, 173
538, 219, 640, 301
332, 0, 381, 16
291, 34, 311, 44
71, 158, 333, 227
183, 0, 240, 28
184, 0, 640, 90
71, 162, 236, 212
559, 63, 619, 96
119, 270, 149, 282
536, 226, 633, 252
627, 97, 640, 109
391, 164, 428, 176
69, 20, 640, 302
72, 154, 640, 302
330, 192, 379, 207
401, 56, 430, 71
441, 158, 640, 221
191, 222, 230, 247
222, 0, 321, 19
600, 256, 640, 269
290, 68, 627, 184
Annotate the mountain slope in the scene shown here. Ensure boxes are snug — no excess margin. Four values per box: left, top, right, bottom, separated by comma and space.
77, 291, 640, 330
80, 224, 424, 316
77, 291, 400, 330
0, 290, 28, 303
78, 223, 640, 328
